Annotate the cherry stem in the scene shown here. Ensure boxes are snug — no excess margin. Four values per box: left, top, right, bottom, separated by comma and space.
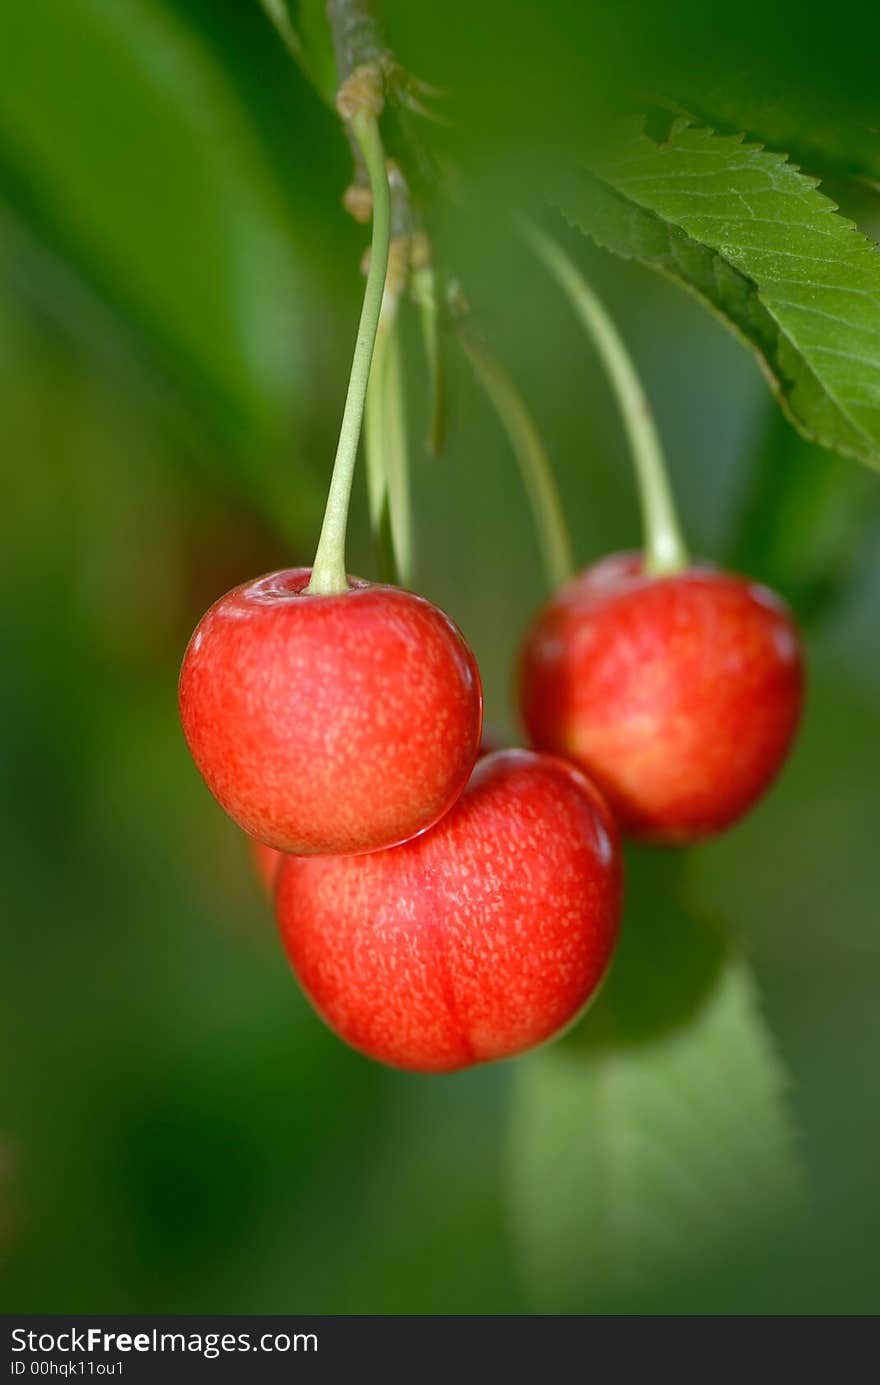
306, 110, 391, 595
257, 0, 307, 71
365, 303, 412, 586
384, 324, 413, 584
521, 219, 690, 577
457, 326, 575, 592
364, 312, 391, 531
412, 262, 446, 456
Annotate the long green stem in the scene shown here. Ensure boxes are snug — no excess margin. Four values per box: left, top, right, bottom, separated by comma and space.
384, 324, 413, 585
258, 0, 306, 67
412, 262, 446, 456
365, 318, 391, 531
365, 249, 413, 586
521, 219, 689, 577
458, 327, 575, 591
306, 111, 391, 594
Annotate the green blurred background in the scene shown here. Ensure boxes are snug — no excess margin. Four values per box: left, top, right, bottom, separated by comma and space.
1, 0, 878, 1314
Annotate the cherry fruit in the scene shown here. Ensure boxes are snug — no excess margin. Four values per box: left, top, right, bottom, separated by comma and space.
249, 838, 282, 895
275, 749, 622, 1072
180, 569, 482, 856
520, 553, 804, 844
246, 724, 503, 900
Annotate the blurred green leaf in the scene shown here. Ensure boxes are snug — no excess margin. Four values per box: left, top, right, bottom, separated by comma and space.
557, 118, 880, 469
728, 404, 880, 625
509, 855, 803, 1312
0, 0, 304, 457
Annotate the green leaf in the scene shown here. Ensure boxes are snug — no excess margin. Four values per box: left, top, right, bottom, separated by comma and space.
0, 0, 304, 459
557, 118, 880, 469
668, 76, 880, 185
509, 855, 804, 1313
728, 404, 880, 625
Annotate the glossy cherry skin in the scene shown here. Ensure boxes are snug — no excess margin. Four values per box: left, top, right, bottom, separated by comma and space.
275, 750, 623, 1072
520, 553, 805, 844
180, 569, 482, 856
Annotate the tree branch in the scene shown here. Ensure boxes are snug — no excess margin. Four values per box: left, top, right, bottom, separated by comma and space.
326, 0, 388, 87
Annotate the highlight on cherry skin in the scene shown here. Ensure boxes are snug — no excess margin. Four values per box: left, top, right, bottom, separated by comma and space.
179, 568, 483, 858
519, 552, 805, 845
274, 749, 623, 1073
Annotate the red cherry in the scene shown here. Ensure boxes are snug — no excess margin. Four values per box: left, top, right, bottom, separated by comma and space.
520, 552, 804, 844
246, 728, 500, 903
248, 837, 282, 895
244, 725, 502, 903
180, 569, 482, 856
275, 749, 622, 1072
